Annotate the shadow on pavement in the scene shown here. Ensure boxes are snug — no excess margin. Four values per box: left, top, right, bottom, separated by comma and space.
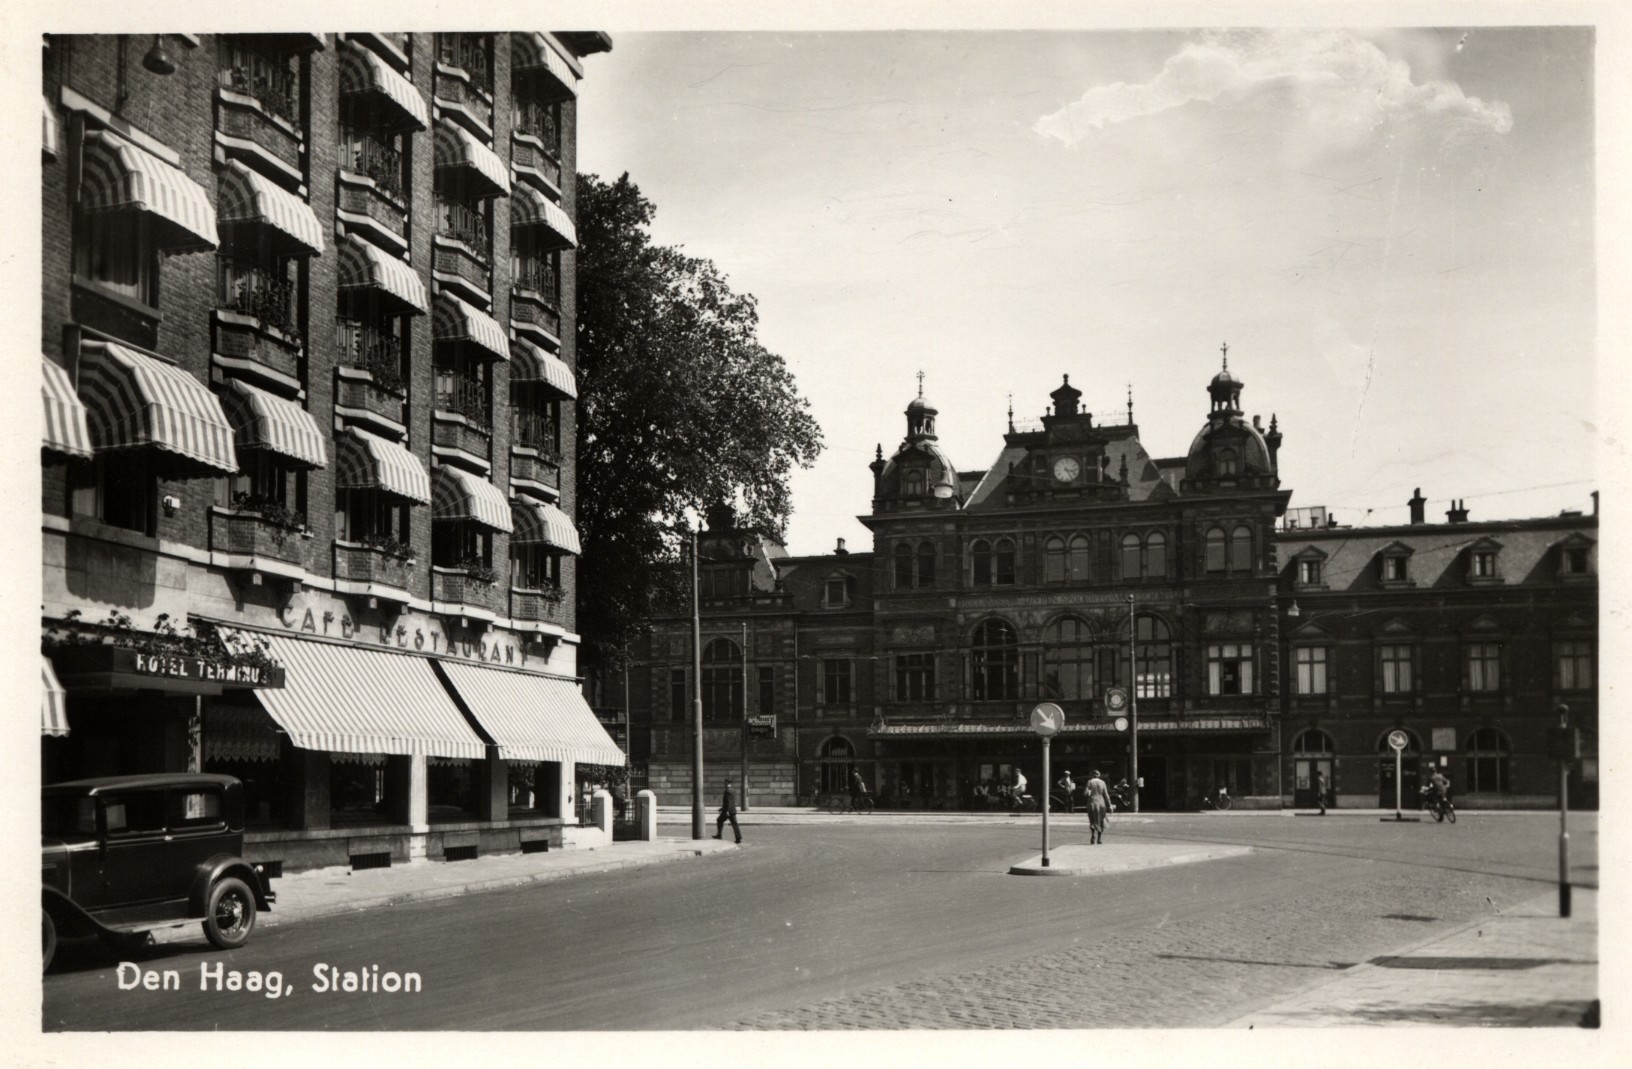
1156, 952, 1354, 971
1368, 955, 1593, 970
1340, 998, 1598, 1027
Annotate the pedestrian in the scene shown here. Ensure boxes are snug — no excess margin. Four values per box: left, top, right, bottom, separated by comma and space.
1084, 769, 1110, 845
1314, 768, 1327, 815
850, 767, 870, 810
714, 778, 742, 843
1057, 769, 1076, 812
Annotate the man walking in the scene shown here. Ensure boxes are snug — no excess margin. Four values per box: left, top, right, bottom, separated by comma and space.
715, 778, 742, 844
1084, 769, 1110, 845
1057, 769, 1077, 813
1314, 768, 1328, 815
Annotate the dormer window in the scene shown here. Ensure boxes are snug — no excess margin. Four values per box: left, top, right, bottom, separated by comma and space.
1383, 556, 1407, 581
1297, 559, 1321, 585
1471, 551, 1496, 577
1557, 534, 1594, 580
1465, 537, 1504, 584
1217, 448, 1238, 476
1377, 541, 1414, 587
824, 575, 854, 607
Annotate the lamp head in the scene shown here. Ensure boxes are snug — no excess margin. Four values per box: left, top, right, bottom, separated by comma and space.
142, 35, 177, 76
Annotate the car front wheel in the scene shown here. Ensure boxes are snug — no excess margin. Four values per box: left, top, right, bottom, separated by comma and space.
202, 876, 256, 949
43, 910, 56, 972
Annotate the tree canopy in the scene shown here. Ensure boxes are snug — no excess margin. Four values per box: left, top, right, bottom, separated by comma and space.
573, 172, 823, 667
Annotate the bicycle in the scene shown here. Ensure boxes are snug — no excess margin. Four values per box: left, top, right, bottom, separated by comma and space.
826, 794, 875, 815
1421, 791, 1457, 823
1200, 788, 1233, 811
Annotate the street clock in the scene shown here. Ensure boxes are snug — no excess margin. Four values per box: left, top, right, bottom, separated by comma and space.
1104, 687, 1129, 713
1052, 456, 1081, 483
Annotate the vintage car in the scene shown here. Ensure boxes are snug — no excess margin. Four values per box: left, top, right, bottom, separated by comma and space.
42, 773, 276, 971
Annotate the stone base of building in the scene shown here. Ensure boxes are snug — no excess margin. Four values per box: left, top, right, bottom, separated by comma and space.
246, 817, 573, 873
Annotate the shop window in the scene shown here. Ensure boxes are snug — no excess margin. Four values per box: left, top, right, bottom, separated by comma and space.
894, 653, 936, 701
1464, 642, 1502, 692
1294, 646, 1329, 695
822, 658, 853, 706
1556, 641, 1593, 691
1206, 643, 1254, 696
1378, 643, 1414, 694
1042, 615, 1094, 700
329, 755, 390, 825
508, 761, 542, 813
970, 618, 1018, 701
427, 757, 477, 822
702, 638, 743, 720
1464, 728, 1510, 793
69, 452, 157, 535
1136, 615, 1173, 698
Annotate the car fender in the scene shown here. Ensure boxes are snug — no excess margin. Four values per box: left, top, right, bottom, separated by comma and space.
41, 885, 139, 944
188, 854, 275, 915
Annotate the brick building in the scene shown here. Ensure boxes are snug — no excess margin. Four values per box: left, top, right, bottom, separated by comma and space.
40, 32, 622, 871
626, 364, 1596, 811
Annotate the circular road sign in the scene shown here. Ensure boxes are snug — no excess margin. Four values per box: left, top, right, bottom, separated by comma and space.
1031, 703, 1065, 737
1104, 687, 1129, 713
1387, 729, 1409, 751
1113, 716, 1130, 733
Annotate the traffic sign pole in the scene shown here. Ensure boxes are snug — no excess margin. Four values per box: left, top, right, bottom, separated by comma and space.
1030, 703, 1064, 869
1041, 736, 1051, 868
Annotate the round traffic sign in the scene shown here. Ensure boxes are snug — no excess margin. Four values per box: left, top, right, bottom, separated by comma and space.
1387, 729, 1409, 751
1113, 716, 1130, 733
1104, 687, 1129, 712
1031, 702, 1064, 737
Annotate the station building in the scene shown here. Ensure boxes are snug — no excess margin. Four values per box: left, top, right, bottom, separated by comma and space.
625, 364, 1597, 811
39, 32, 624, 872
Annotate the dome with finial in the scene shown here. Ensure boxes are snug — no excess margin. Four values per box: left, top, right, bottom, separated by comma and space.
1185, 342, 1275, 488
875, 372, 961, 506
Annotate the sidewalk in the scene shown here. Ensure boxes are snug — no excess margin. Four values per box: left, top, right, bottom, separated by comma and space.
1227, 887, 1598, 1027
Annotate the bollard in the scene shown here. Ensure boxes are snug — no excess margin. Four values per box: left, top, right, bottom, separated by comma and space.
590, 789, 613, 835
636, 789, 657, 842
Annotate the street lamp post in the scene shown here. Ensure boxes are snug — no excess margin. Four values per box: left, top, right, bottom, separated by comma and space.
1556, 702, 1572, 919
740, 621, 750, 812
690, 522, 705, 840
1127, 593, 1139, 814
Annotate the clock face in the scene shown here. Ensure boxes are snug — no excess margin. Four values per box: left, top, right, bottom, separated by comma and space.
1105, 688, 1128, 712
1052, 456, 1081, 483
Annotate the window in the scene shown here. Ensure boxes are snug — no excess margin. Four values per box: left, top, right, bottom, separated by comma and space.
219, 451, 306, 530
335, 487, 409, 547
903, 468, 925, 497
1297, 559, 1322, 585
1044, 536, 1067, 584
511, 383, 560, 455
971, 619, 1018, 701
1229, 525, 1253, 573
1561, 544, 1592, 576
341, 124, 407, 202
1146, 532, 1166, 578
169, 788, 225, 830
971, 539, 992, 585
1206, 643, 1254, 695
1120, 533, 1141, 579
1471, 550, 1497, 578
758, 665, 775, 715
822, 659, 853, 706
432, 519, 491, 571
435, 351, 492, 430
510, 542, 560, 590
701, 638, 743, 720
437, 33, 492, 91
1294, 647, 1329, 695
1205, 527, 1226, 573
433, 176, 492, 260
1291, 729, 1335, 755
1068, 535, 1091, 582
1465, 728, 1510, 793
1135, 615, 1173, 698
219, 39, 300, 125
1217, 448, 1238, 476
894, 543, 914, 590
1382, 555, 1408, 582
701, 567, 748, 599
994, 539, 1016, 585
1042, 616, 1094, 700
514, 99, 561, 153
74, 210, 160, 307
512, 244, 560, 300
916, 542, 936, 587
336, 303, 407, 393
825, 576, 851, 605
70, 453, 156, 534
1379, 644, 1414, 694
1557, 641, 1593, 691
101, 792, 166, 836
1465, 642, 1501, 692
895, 653, 936, 701
669, 668, 687, 721
217, 240, 300, 338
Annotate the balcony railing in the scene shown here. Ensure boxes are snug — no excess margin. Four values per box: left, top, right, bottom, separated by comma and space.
220, 52, 298, 126
219, 262, 299, 338
513, 102, 560, 150
340, 127, 405, 201
435, 199, 490, 258
335, 318, 405, 394
513, 258, 558, 298
512, 408, 558, 454
436, 372, 490, 430
437, 35, 491, 90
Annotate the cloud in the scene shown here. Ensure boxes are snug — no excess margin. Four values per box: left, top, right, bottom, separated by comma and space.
1034, 31, 1513, 148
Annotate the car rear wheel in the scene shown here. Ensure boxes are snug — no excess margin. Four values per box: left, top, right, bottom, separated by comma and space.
202, 876, 256, 949
43, 910, 56, 972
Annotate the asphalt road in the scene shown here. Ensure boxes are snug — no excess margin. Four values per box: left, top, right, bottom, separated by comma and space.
42, 812, 1595, 1030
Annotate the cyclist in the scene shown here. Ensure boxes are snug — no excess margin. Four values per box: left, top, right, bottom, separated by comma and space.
1427, 768, 1453, 814
850, 768, 871, 810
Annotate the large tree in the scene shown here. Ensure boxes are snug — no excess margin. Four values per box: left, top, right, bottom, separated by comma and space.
573, 172, 823, 668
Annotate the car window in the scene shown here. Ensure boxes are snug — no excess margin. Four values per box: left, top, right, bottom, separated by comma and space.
42, 795, 97, 837
102, 792, 166, 836
169, 788, 225, 830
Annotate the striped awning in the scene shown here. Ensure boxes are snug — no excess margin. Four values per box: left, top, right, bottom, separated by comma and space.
254, 636, 486, 758
512, 499, 580, 554
511, 33, 579, 103
335, 428, 431, 503
439, 661, 623, 766
42, 356, 93, 459
78, 341, 238, 474
218, 160, 325, 255
42, 656, 69, 738
43, 95, 60, 157
80, 129, 217, 252
338, 236, 428, 314
221, 379, 328, 469
433, 466, 514, 532
432, 292, 510, 362
511, 338, 577, 398
338, 40, 429, 131
433, 120, 510, 198
510, 182, 576, 250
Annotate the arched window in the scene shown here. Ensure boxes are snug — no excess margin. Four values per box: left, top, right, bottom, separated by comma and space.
700, 638, 742, 721
1205, 527, 1226, 573
817, 736, 855, 794
1218, 447, 1239, 476
971, 539, 993, 586
903, 468, 924, 497
1135, 615, 1173, 698
916, 541, 937, 587
1229, 525, 1253, 573
1292, 729, 1335, 755
994, 538, 1016, 585
1121, 533, 1142, 579
1146, 532, 1167, 578
893, 542, 914, 591
1068, 535, 1091, 583
1043, 536, 1067, 584
1465, 728, 1510, 793
970, 619, 1018, 701
1043, 616, 1094, 700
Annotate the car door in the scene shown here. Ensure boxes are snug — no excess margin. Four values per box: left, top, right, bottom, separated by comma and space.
93, 789, 177, 915
165, 784, 232, 895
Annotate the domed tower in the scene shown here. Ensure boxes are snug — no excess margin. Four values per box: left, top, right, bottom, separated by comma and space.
1183, 343, 1281, 493
872, 375, 962, 511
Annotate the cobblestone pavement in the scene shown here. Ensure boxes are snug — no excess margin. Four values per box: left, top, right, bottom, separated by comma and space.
730, 857, 1592, 1030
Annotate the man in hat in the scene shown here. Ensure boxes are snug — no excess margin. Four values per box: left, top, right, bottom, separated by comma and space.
714, 778, 742, 844
1056, 769, 1077, 813
1084, 769, 1111, 845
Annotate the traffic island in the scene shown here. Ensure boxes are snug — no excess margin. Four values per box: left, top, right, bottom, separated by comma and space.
1008, 842, 1252, 877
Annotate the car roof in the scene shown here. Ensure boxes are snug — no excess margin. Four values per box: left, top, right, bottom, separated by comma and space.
42, 773, 240, 796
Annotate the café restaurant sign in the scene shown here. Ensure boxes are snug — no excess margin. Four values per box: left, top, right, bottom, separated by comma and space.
275, 604, 535, 667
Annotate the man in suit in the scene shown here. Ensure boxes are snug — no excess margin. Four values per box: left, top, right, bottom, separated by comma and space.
715, 778, 742, 844
1314, 768, 1328, 815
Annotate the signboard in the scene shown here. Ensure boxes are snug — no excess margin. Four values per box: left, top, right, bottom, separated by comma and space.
50, 646, 286, 690
1104, 687, 1129, 713
1030, 703, 1064, 737
1387, 730, 1409, 752
747, 715, 777, 739
1431, 728, 1456, 752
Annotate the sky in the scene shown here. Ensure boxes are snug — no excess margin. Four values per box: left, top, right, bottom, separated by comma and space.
576, 26, 1599, 555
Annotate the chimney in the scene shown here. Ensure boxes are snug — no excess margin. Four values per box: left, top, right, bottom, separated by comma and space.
1592, 490, 1599, 516
1408, 488, 1426, 525
1446, 499, 1469, 524
834, 538, 848, 556
1252, 414, 1262, 431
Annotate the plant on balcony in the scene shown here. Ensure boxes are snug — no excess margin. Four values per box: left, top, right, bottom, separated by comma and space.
42, 610, 282, 671
358, 533, 415, 562
537, 581, 565, 603
459, 558, 499, 585
229, 492, 308, 546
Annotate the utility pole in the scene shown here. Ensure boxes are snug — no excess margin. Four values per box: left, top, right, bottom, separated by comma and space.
1127, 593, 1139, 813
690, 523, 705, 840
1556, 702, 1572, 918
740, 621, 749, 811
